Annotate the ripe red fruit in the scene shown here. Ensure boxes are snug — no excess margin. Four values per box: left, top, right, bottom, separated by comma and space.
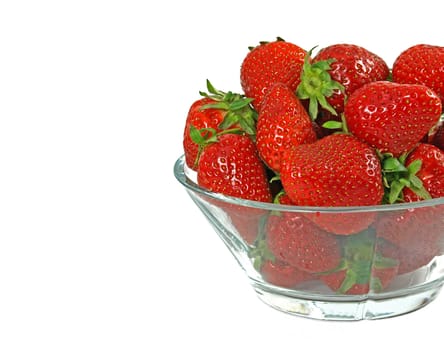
183, 97, 225, 170
260, 259, 313, 288
197, 133, 271, 202
280, 134, 384, 234
304, 43, 389, 117
256, 83, 317, 173
183, 81, 256, 170
403, 143, 444, 200
265, 213, 341, 273
392, 44, 444, 104
374, 144, 444, 273
240, 38, 306, 111
375, 207, 443, 274
197, 133, 272, 244
344, 81, 442, 157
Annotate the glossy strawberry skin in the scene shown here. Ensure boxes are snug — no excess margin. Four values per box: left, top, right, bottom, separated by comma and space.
265, 213, 341, 273
403, 143, 444, 200
281, 134, 383, 207
197, 133, 271, 202
345, 81, 442, 157
313, 44, 389, 115
256, 83, 317, 173
374, 144, 444, 274
197, 134, 272, 244
280, 134, 384, 234
393, 44, 444, 104
183, 98, 226, 170
240, 39, 306, 111
260, 259, 313, 288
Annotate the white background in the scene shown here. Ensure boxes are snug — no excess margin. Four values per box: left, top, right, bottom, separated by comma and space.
0, 0, 443, 349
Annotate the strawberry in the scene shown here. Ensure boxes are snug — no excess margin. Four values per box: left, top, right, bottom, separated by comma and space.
280, 134, 384, 234
183, 80, 257, 170
256, 83, 317, 173
392, 44, 444, 104
240, 38, 306, 111
197, 133, 272, 244
265, 212, 341, 273
374, 144, 444, 273
298, 44, 389, 120
373, 144, 444, 274
376, 143, 444, 273
260, 259, 313, 288
379, 142, 444, 204
344, 81, 442, 157
197, 133, 271, 201
375, 207, 443, 274
321, 229, 399, 294
403, 143, 444, 200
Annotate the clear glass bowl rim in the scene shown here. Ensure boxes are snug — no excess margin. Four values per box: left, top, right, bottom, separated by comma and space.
174, 154, 444, 214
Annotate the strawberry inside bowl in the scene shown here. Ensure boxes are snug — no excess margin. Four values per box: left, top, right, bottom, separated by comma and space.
177, 39, 444, 320
174, 155, 444, 321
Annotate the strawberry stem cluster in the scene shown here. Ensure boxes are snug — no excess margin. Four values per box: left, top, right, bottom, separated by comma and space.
199, 79, 257, 136
380, 152, 431, 204
297, 47, 345, 120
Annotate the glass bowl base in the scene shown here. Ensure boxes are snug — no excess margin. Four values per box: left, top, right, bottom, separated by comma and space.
253, 281, 443, 321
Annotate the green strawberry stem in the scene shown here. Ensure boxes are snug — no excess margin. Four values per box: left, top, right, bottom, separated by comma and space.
379, 152, 432, 204
320, 228, 398, 294
321, 113, 350, 134
296, 47, 345, 120
248, 214, 274, 271
248, 36, 285, 51
199, 79, 257, 136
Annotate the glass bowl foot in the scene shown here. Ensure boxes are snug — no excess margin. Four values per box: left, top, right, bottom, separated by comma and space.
253, 281, 443, 321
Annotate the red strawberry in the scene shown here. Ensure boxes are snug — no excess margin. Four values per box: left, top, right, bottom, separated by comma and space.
183, 97, 224, 169
321, 230, 399, 294
265, 212, 341, 273
375, 144, 444, 272
380, 142, 444, 204
260, 259, 313, 288
403, 143, 444, 200
375, 207, 443, 274
197, 133, 272, 244
392, 44, 444, 104
298, 44, 389, 120
256, 83, 317, 173
197, 133, 271, 201
344, 81, 442, 157
240, 38, 306, 111
280, 134, 384, 234
183, 80, 256, 170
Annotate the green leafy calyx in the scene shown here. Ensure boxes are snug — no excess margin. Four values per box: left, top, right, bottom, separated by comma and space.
296, 47, 345, 120
199, 79, 257, 135
380, 152, 431, 204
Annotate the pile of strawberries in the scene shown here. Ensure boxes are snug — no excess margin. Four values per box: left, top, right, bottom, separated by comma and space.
181, 38, 444, 294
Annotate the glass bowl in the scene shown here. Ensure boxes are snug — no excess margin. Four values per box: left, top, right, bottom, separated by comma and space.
174, 155, 444, 321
